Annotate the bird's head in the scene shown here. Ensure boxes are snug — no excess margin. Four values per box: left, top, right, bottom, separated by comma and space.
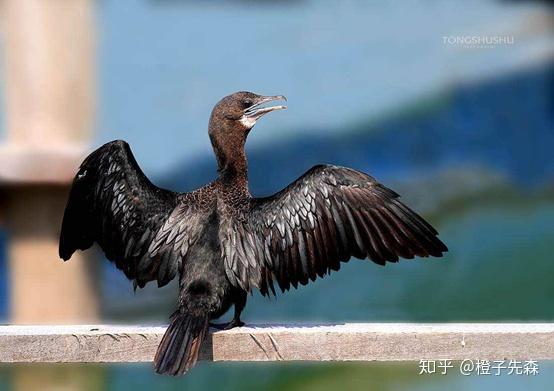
208, 91, 286, 176
209, 91, 287, 137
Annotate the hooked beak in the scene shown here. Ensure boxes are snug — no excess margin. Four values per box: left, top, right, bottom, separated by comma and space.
244, 95, 287, 120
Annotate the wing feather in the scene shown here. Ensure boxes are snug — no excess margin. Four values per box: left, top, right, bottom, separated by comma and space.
59, 140, 201, 288
222, 164, 448, 294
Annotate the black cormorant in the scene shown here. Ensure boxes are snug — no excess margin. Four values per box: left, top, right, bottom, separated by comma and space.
59, 91, 448, 376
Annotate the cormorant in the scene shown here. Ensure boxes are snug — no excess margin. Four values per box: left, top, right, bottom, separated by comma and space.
59, 91, 448, 376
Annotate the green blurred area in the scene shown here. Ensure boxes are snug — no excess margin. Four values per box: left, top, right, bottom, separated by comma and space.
2, 361, 553, 391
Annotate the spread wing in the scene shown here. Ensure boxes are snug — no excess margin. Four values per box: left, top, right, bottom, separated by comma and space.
222, 164, 448, 295
59, 140, 202, 288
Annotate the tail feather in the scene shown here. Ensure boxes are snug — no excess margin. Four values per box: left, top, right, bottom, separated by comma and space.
154, 310, 209, 376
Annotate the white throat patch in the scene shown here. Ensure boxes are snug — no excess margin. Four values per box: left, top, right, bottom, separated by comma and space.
238, 115, 256, 129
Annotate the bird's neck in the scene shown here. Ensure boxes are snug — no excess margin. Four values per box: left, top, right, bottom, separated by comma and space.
212, 135, 249, 188
219, 149, 248, 183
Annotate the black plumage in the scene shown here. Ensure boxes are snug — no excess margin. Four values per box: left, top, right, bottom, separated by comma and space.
59, 91, 448, 376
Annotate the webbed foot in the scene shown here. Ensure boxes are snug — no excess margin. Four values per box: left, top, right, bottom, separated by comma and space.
209, 318, 244, 330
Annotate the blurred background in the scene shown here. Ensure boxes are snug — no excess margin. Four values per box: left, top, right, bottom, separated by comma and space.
0, 0, 553, 390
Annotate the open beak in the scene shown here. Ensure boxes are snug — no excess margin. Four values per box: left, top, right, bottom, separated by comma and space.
244, 95, 287, 120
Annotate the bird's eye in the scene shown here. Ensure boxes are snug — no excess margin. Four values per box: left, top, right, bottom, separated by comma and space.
243, 100, 253, 108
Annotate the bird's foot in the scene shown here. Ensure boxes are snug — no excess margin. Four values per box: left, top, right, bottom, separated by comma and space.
209, 318, 245, 330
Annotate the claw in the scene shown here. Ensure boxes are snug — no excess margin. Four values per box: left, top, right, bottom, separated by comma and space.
225, 319, 244, 330
209, 322, 228, 330
209, 318, 244, 330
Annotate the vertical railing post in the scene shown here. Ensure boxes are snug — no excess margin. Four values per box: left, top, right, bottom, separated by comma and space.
1, 0, 99, 324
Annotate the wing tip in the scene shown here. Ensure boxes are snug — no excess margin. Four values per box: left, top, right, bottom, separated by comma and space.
432, 235, 449, 256
58, 250, 74, 262
58, 235, 73, 261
